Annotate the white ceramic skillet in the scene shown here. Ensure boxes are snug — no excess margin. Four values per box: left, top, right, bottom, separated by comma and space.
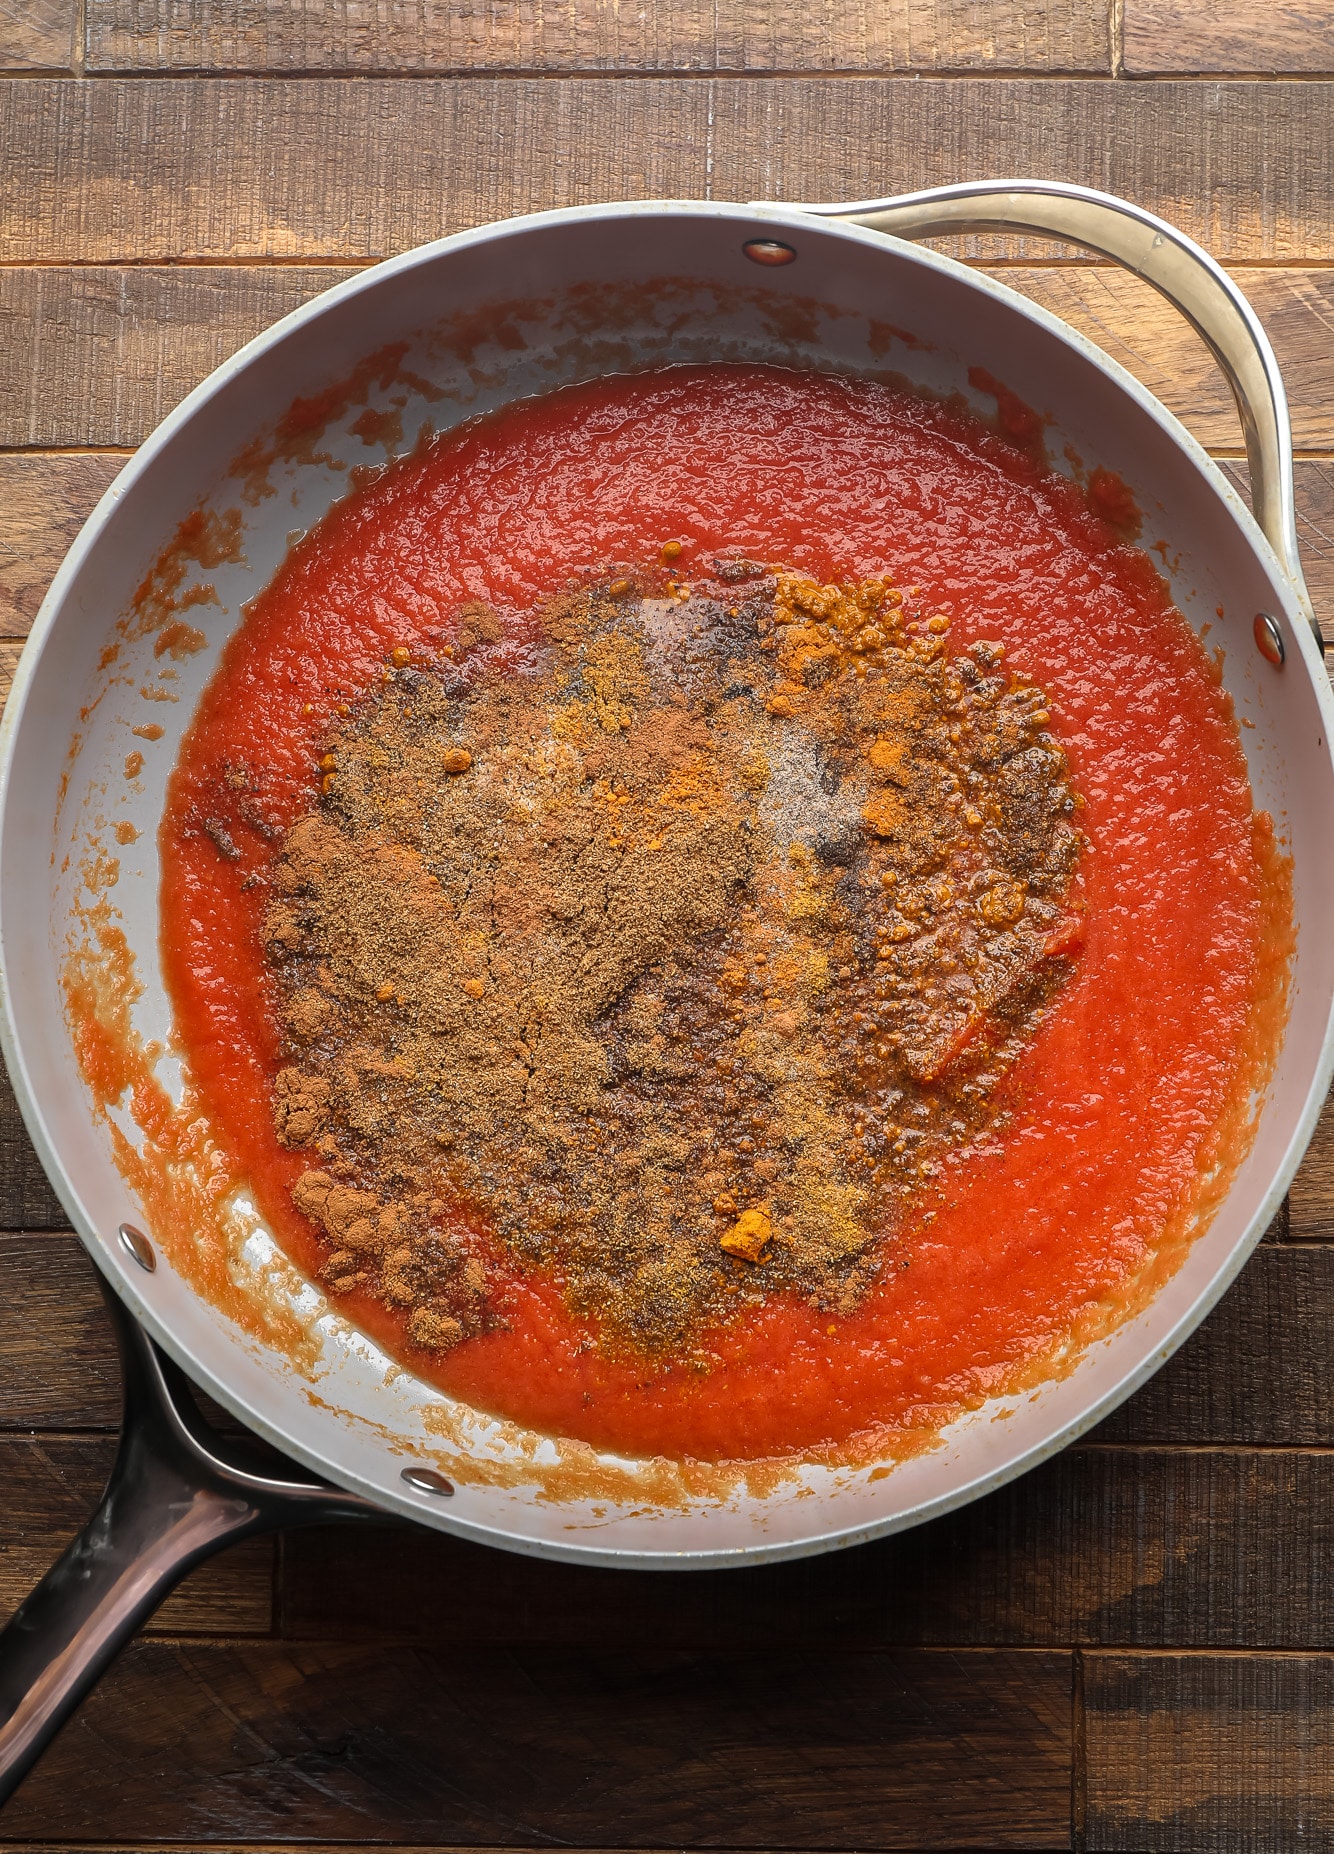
0, 181, 1330, 1795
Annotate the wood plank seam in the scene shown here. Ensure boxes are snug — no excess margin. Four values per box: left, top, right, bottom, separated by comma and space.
131, 1641, 1322, 1656
5, 70, 1196, 82
69, 66, 1141, 79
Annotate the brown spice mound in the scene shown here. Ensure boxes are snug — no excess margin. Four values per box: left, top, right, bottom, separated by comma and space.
263, 565, 1084, 1359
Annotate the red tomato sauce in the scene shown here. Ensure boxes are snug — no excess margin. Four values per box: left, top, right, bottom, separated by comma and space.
159, 363, 1280, 1461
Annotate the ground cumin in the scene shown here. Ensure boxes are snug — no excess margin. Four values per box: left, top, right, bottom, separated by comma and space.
261, 562, 1084, 1359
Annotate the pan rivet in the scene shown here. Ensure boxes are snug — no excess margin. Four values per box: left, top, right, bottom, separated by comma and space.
743, 239, 797, 267
1254, 612, 1285, 667
401, 1466, 455, 1498
118, 1223, 156, 1273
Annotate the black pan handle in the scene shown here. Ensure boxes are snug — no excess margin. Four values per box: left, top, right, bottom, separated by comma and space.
0, 1273, 381, 1806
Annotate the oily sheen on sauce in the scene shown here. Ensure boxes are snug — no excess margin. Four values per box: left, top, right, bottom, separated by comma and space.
160, 364, 1279, 1463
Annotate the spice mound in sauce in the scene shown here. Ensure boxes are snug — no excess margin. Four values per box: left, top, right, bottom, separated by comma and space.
153, 361, 1290, 1464
265, 570, 1084, 1359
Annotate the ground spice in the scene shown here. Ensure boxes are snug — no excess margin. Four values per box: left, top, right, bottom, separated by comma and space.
261, 563, 1084, 1359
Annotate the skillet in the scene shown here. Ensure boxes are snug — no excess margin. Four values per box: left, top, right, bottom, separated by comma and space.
0, 179, 1330, 1797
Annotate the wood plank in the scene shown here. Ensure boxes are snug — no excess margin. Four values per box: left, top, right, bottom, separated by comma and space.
277, 1446, 1334, 1652
0, 1066, 67, 1231
0, 1435, 273, 1636
1223, 459, 1334, 646
1085, 1653, 1334, 1851
86, 0, 1113, 74
1292, 1068, 1334, 1239
1125, 0, 1334, 76
1263, 1196, 1293, 1244
1001, 265, 1334, 455
3, 78, 1334, 263
0, 0, 75, 72
6, 263, 1334, 459
0, 1234, 119, 1427
0, 453, 123, 635
0, 1228, 282, 1438
1094, 1243, 1334, 1445
0, 1639, 1072, 1845
0, 267, 356, 449
0, 639, 20, 713
1032, 1451, 1334, 1648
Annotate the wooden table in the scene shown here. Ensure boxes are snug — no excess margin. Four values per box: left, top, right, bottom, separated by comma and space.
5, 1, 1334, 1845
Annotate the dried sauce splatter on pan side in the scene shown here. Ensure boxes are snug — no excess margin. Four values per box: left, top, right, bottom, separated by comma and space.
263, 566, 1085, 1361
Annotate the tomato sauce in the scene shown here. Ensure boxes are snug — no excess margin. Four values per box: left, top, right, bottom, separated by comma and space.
159, 363, 1283, 1462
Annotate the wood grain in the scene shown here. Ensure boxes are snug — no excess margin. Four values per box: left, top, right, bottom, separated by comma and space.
0, 1229, 274, 1438
0, 0, 75, 72
1094, 1243, 1334, 1445
277, 1444, 1334, 1651
0, 1235, 119, 1427
1223, 459, 1334, 645
1125, 0, 1334, 76
1085, 1653, 1334, 1851
0, 454, 123, 634
0, 267, 356, 449
86, 0, 1113, 74
4, 78, 1334, 263
5, 11, 1334, 1849
7, 263, 1334, 461
14, 1234, 1334, 1650
0, 1640, 1072, 1844
0, 1069, 67, 1231
0, 1436, 273, 1636
1292, 1068, 1334, 1239
1003, 265, 1334, 455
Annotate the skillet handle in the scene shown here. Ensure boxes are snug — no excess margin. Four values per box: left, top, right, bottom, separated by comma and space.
787, 178, 1320, 651
0, 1275, 380, 1807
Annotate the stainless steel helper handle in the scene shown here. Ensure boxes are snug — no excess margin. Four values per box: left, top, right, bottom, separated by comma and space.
788, 179, 1319, 649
